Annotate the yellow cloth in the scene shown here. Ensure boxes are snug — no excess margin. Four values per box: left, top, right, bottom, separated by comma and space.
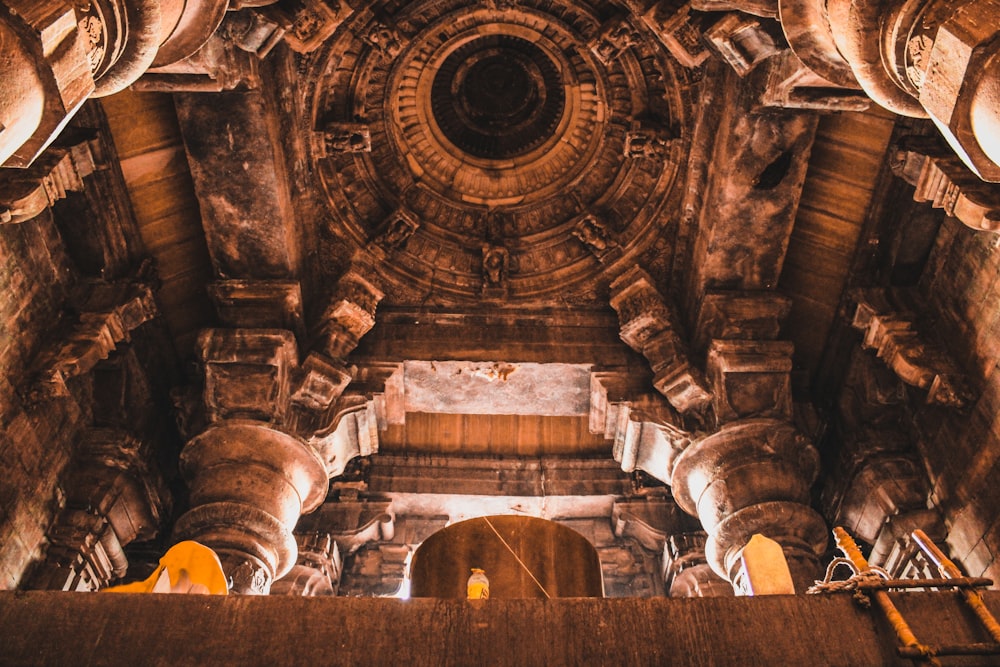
104, 540, 228, 595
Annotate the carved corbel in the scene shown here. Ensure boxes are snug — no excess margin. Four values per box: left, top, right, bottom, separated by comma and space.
851, 289, 974, 408
0, 141, 95, 224
314, 269, 384, 361
703, 13, 783, 77
32, 282, 158, 397
591, 371, 691, 484
892, 137, 1000, 233
609, 267, 712, 416
636, 2, 712, 69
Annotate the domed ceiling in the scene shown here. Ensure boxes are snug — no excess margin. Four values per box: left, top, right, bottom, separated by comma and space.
304, 0, 696, 306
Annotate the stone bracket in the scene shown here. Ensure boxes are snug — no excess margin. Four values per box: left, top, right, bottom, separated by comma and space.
851, 288, 975, 408
893, 136, 1000, 233
32, 282, 158, 396
610, 267, 712, 416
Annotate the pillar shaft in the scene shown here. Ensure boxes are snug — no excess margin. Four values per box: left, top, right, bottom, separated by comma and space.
174, 421, 328, 594
670, 419, 827, 591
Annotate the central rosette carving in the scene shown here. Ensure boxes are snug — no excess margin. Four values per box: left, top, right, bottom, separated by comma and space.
431, 35, 565, 159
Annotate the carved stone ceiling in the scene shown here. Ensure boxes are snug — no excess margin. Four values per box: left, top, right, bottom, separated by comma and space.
305, 0, 694, 306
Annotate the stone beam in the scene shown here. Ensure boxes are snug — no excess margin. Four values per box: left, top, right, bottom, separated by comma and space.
684, 66, 817, 308
175, 86, 301, 279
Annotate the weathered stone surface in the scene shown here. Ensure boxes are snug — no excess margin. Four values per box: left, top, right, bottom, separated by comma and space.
5, 591, 1000, 665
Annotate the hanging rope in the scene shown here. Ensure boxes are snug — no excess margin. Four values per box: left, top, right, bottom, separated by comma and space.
481, 516, 551, 599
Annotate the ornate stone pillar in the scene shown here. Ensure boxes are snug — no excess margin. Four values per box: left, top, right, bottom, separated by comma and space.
779, 0, 1000, 180
663, 533, 734, 597
0, 1, 93, 167
174, 421, 328, 594
669, 419, 828, 591
0, 0, 235, 167
29, 428, 168, 591
175, 269, 385, 593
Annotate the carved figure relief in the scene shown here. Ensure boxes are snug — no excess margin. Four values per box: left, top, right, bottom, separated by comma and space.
572, 214, 619, 260
624, 122, 673, 160
375, 210, 419, 251
322, 123, 372, 154
481, 244, 510, 298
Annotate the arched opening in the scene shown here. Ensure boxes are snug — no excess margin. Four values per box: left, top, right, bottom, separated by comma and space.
409, 515, 603, 598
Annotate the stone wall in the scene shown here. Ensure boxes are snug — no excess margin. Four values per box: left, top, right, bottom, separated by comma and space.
0, 211, 78, 588
920, 217, 1000, 581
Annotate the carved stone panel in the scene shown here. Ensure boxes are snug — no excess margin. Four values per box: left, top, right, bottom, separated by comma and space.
198, 328, 298, 423
706, 339, 794, 423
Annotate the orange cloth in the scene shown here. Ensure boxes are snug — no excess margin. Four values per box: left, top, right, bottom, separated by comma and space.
104, 540, 228, 595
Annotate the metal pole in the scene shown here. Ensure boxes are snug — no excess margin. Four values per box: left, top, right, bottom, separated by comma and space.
912, 529, 1000, 644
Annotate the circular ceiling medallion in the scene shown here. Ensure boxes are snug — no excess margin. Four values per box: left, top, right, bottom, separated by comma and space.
431, 35, 564, 160
306, 1, 693, 305
390, 12, 607, 206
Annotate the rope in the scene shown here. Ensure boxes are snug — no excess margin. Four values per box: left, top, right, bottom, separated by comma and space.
481, 516, 551, 599
807, 556, 891, 606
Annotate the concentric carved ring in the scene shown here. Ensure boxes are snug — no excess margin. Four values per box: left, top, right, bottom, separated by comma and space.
390, 10, 607, 206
